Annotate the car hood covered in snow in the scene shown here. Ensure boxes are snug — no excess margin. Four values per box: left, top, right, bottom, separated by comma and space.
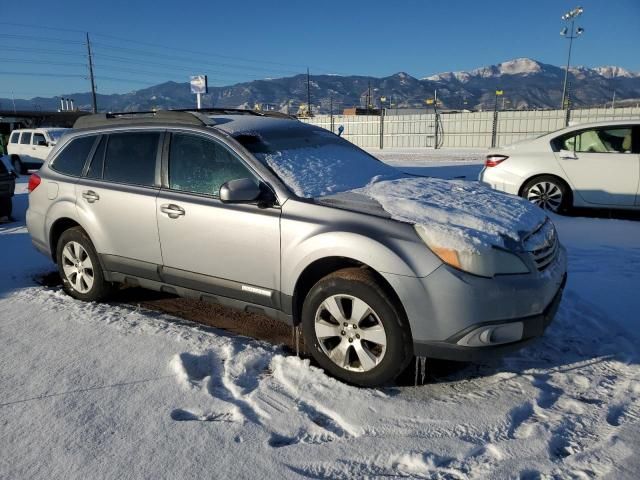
331, 177, 549, 254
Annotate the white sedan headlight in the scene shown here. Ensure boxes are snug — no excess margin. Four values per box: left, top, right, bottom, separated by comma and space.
414, 225, 529, 278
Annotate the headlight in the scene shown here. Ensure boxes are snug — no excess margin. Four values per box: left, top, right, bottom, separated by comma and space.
414, 225, 529, 278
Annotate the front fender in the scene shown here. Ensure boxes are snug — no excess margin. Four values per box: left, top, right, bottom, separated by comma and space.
280, 201, 442, 295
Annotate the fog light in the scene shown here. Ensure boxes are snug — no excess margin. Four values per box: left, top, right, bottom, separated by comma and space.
457, 322, 524, 347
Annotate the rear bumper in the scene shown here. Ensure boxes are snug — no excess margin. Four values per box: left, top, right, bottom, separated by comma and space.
478, 166, 522, 196
413, 273, 566, 361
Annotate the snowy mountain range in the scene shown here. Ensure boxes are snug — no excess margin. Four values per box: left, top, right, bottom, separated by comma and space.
2, 58, 639, 113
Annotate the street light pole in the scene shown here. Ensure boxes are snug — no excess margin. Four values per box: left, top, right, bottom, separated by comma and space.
560, 7, 584, 109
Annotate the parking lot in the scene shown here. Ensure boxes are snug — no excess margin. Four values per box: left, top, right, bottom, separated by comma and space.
1, 149, 639, 479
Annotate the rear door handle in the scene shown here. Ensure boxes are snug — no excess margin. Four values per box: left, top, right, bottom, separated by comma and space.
160, 203, 185, 219
82, 190, 99, 203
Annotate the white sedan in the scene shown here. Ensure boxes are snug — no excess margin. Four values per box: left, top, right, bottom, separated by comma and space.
479, 120, 640, 213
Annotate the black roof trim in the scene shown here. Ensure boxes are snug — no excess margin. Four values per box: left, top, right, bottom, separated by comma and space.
73, 108, 298, 129
73, 110, 215, 129
171, 107, 297, 120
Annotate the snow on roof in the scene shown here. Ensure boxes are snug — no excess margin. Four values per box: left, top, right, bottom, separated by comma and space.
212, 114, 300, 136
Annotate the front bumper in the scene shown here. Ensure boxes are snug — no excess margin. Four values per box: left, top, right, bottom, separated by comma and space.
413, 273, 566, 361
381, 244, 567, 362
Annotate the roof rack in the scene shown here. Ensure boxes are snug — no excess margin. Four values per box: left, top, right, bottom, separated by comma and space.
73, 108, 298, 129
73, 110, 215, 129
171, 107, 297, 120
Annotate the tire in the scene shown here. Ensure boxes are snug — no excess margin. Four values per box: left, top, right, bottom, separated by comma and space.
11, 156, 23, 176
521, 175, 571, 214
56, 227, 112, 302
301, 267, 412, 387
0, 196, 12, 219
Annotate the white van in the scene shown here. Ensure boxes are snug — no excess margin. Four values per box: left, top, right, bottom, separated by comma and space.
7, 128, 68, 174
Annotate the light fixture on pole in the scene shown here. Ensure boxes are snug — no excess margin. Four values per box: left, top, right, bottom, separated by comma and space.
559, 6, 584, 109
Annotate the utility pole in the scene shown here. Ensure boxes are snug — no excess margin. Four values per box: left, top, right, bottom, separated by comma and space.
492, 89, 503, 148
306, 68, 312, 117
86, 32, 98, 113
611, 90, 616, 109
330, 94, 334, 132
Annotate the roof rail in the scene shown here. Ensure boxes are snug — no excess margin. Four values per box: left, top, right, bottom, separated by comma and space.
171, 107, 298, 120
73, 110, 214, 129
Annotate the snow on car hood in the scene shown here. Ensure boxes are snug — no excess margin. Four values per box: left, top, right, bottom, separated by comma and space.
354, 177, 549, 253
248, 130, 547, 254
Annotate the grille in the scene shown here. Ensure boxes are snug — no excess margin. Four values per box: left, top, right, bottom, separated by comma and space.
528, 224, 559, 272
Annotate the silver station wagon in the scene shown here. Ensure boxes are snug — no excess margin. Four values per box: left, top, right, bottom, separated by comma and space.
26, 110, 567, 386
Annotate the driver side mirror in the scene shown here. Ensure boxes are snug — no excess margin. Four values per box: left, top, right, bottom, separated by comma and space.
219, 178, 262, 203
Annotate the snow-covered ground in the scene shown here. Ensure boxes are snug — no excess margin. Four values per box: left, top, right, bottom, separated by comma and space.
1, 150, 639, 479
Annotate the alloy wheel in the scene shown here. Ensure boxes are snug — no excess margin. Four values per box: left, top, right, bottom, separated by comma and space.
314, 294, 387, 372
61, 241, 95, 293
526, 181, 563, 212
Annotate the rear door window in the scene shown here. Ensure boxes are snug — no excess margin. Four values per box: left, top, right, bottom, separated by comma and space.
20, 132, 32, 145
51, 136, 97, 176
103, 132, 160, 187
560, 127, 633, 153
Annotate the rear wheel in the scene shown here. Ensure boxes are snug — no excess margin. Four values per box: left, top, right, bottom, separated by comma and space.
56, 227, 111, 302
521, 175, 571, 214
301, 268, 412, 387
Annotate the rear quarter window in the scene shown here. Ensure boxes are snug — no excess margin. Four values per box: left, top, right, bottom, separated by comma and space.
51, 136, 97, 176
10, 132, 19, 144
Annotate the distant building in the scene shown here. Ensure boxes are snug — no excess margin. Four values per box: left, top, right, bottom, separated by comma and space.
343, 107, 381, 116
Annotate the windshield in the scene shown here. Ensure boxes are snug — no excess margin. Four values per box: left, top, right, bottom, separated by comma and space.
234, 126, 402, 198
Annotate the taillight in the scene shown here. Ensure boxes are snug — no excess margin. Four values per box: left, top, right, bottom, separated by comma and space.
485, 154, 509, 167
28, 174, 41, 192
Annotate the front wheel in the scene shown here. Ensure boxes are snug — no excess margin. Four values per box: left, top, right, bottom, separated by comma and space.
521, 175, 571, 214
301, 268, 412, 387
56, 227, 112, 302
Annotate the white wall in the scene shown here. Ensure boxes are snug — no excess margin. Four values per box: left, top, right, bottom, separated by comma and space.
300, 107, 640, 149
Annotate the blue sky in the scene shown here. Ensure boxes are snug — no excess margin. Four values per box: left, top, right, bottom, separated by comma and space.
1, 0, 639, 99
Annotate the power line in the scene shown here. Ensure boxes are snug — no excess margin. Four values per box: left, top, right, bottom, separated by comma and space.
92, 42, 302, 75
0, 33, 84, 45
2, 46, 86, 57
0, 21, 347, 74
0, 71, 86, 79
0, 21, 86, 34
0, 57, 86, 67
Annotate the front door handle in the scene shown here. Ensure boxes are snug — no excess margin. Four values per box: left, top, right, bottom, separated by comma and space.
160, 203, 185, 219
82, 190, 100, 203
